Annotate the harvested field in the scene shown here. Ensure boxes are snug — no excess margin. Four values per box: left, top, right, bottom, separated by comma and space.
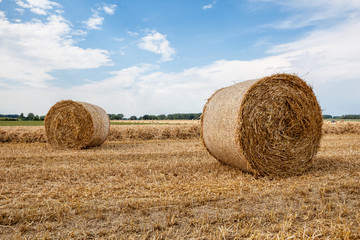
112, 120, 200, 125
0, 124, 360, 239
1, 121, 360, 143
323, 121, 360, 134
0, 126, 47, 143
0, 124, 200, 143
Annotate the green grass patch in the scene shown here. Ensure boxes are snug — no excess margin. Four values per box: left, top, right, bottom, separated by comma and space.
0, 121, 171, 126
0, 121, 45, 126
110, 122, 169, 125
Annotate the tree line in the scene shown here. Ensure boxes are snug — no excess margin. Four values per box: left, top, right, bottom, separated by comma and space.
0, 113, 45, 121
108, 113, 201, 120
3, 113, 360, 121
1, 113, 202, 121
322, 114, 360, 119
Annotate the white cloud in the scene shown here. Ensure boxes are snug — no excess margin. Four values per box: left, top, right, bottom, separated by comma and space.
84, 13, 104, 30
84, 4, 116, 30
0, 54, 296, 116
268, 19, 360, 82
0, 13, 111, 87
258, 0, 360, 29
15, 8, 25, 14
203, 0, 217, 10
0, 55, 291, 116
102, 4, 117, 15
127, 30, 139, 37
15, 0, 60, 15
138, 30, 176, 62
76, 64, 155, 91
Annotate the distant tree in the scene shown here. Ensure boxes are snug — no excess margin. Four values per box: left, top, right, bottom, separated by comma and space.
0, 117, 18, 121
34, 115, 40, 121
139, 113, 202, 120
130, 116, 137, 120
116, 114, 124, 120
158, 114, 166, 120
322, 115, 332, 119
0, 114, 19, 119
19, 113, 25, 120
167, 113, 201, 120
108, 113, 124, 120
142, 114, 157, 120
27, 113, 35, 120
40, 115, 46, 121
167, 114, 178, 120
342, 114, 360, 119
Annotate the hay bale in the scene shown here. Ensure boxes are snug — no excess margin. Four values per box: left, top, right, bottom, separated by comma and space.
45, 100, 110, 149
201, 73, 323, 177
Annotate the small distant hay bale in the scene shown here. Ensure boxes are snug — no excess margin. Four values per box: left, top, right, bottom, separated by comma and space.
45, 100, 110, 149
201, 73, 323, 177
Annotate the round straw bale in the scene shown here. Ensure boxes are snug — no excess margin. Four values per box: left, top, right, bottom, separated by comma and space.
45, 100, 110, 149
201, 73, 323, 177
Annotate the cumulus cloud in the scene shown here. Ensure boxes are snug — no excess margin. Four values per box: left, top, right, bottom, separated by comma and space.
76, 64, 155, 91
138, 30, 176, 62
15, 0, 60, 15
203, 0, 217, 10
0, 13, 111, 87
0, 55, 294, 116
0, 64, 156, 115
268, 19, 360, 82
15, 8, 25, 14
83, 4, 117, 30
102, 4, 117, 15
84, 12, 104, 30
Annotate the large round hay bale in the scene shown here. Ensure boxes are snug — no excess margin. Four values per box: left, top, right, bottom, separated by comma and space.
201, 73, 323, 177
45, 100, 110, 149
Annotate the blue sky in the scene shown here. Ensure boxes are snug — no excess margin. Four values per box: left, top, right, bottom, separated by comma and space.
0, 0, 359, 117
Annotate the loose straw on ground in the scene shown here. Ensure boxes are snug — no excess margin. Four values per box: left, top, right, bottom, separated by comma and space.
201, 73, 323, 177
45, 100, 110, 149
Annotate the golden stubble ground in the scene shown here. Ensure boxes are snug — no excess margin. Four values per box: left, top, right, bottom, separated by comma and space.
0, 127, 359, 239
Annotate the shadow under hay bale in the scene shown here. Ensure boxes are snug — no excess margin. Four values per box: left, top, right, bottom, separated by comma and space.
201, 73, 323, 177
45, 100, 110, 149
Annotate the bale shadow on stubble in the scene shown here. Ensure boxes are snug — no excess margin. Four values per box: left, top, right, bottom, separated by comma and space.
305, 155, 359, 176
